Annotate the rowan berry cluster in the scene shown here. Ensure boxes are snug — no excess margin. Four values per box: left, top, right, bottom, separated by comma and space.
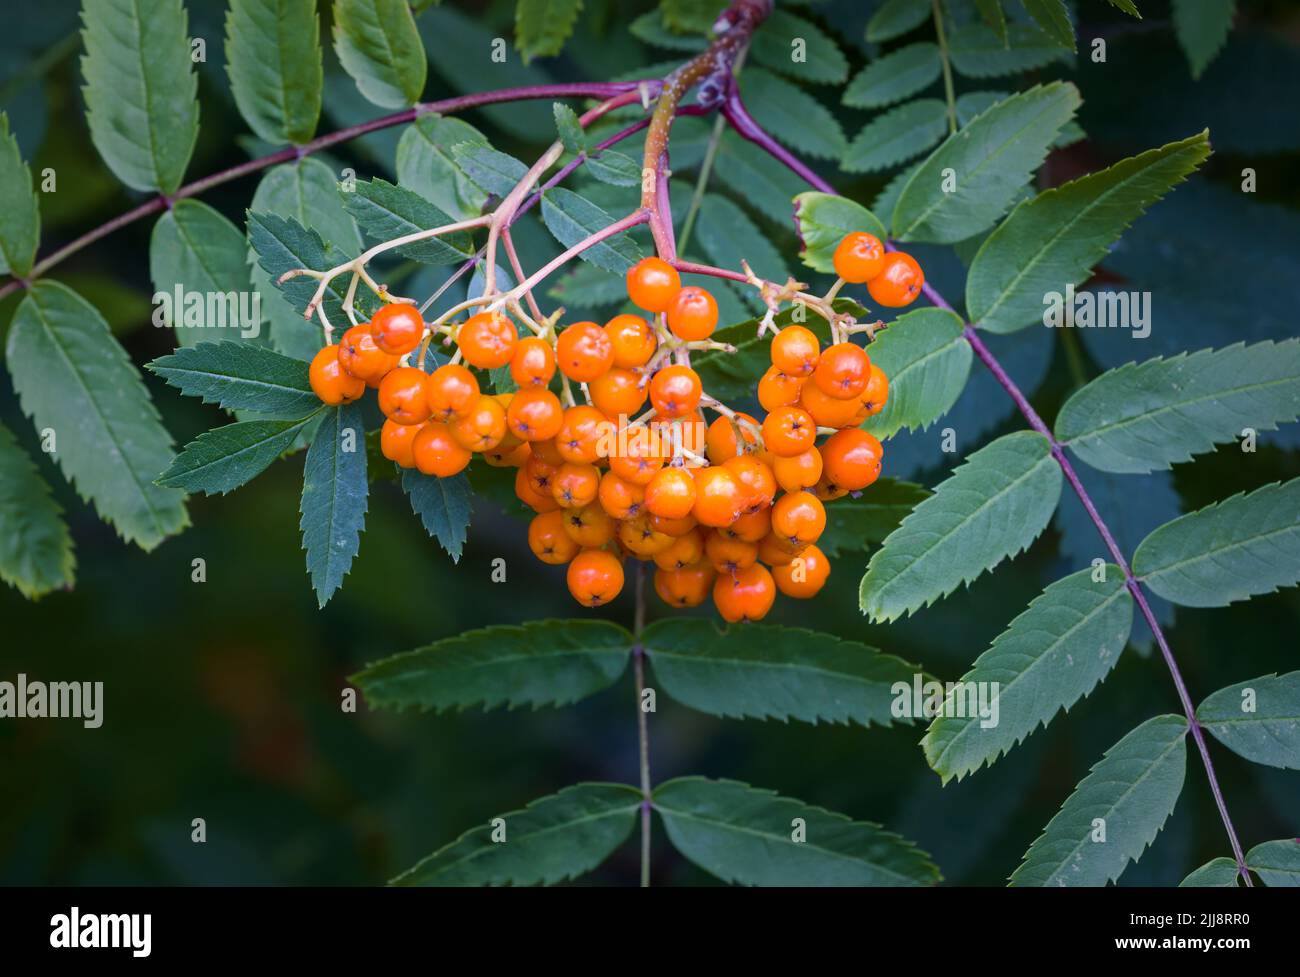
307, 231, 923, 622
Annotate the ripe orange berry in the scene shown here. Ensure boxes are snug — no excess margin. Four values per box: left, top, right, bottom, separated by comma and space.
770, 325, 820, 377
649, 365, 702, 418
338, 324, 398, 382
705, 532, 759, 574
458, 311, 518, 369
645, 466, 697, 519
509, 336, 557, 388
567, 549, 624, 607
589, 368, 648, 417
666, 286, 718, 341
412, 422, 471, 477
425, 363, 480, 421
812, 342, 871, 400
530, 436, 565, 467
309, 344, 365, 405
771, 490, 827, 546
551, 462, 601, 509
724, 454, 777, 513
598, 470, 645, 520
378, 366, 433, 424
371, 303, 424, 355
860, 363, 889, 416
524, 453, 558, 494
704, 413, 759, 464
868, 252, 924, 307
485, 440, 530, 468
758, 531, 803, 566
813, 474, 850, 502
516, 465, 560, 512
562, 503, 615, 548
820, 428, 883, 491
761, 406, 816, 457
506, 387, 564, 442
556, 321, 614, 382
691, 465, 744, 528
609, 434, 665, 485
604, 313, 657, 369
713, 563, 776, 623
618, 514, 676, 557
654, 563, 715, 608
528, 510, 579, 565
653, 528, 705, 570
381, 417, 423, 468
450, 395, 507, 452
799, 380, 863, 428
626, 256, 681, 313
757, 366, 804, 412
555, 405, 613, 464
773, 543, 830, 598
725, 505, 772, 543
649, 512, 697, 536
773, 448, 823, 494
833, 232, 886, 284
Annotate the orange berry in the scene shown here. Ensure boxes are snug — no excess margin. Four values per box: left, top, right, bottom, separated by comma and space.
758, 532, 802, 566
509, 336, 557, 388
813, 474, 850, 502
691, 465, 744, 528
378, 366, 433, 425
868, 252, 924, 307
713, 563, 776, 623
604, 313, 657, 369
860, 363, 889, 416
653, 528, 705, 570
556, 321, 614, 382
309, 344, 365, 405
705, 532, 759, 574
617, 513, 675, 557
757, 366, 804, 412
648, 365, 702, 418
821, 429, 883, 492
723, 454, 776, 513
562, 503, 615, 548
567, 549, 624, 606
832, 232, 886, 284
425, 363, 480, 421
609, 433, 665, 485
485, 440, 530, 467
371, 303, 424, 355
458, 311, 518, 369
528, 510, 579, 565
649, 511, 698, 537
772, 448, 823, 493
555, 405, 613, 464
812, 342, 871, 400
799, 380, 862, 428
654, 562, 715, 608
381, 417, 424, 468
530, 436, 565, 467
412, 421, 471, 477
725, 505, 772, 544
506, 387, 564, 442
773, 543, 830, 598
645, 466, 697, 519
589, 367, 648, 418
598, 470, 646, 520
666, 286, 718, 341
761, 406, 816, 457
704, 412, 760, 464
450, 395, 508, 452
515, 465, 560, 512
626, 256, 681, 313
771, 490, 826, 546
770, 325, 820, 377
338, 324, 397, 382
551, 462, 601, 509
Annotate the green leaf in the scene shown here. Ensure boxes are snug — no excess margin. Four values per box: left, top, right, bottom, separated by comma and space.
157, 415, 320, 495
541, 188, 642, 274
922, 567, 1134, 784
737, 69, 847, 160
79, 0, 199, 193
653, 778, 940, 886
552, 102, 586, 154
694, 193, 788, 285
973, 0, 1008, 45
147, 341, 319, 416
547, 262, 626, 310
1105, 0, 1142, 17
660, 0, 724, 33
6, 281, 188, 549
1021, 0, 1075, 51
1173, 0, 1233, 79
402, 468, 472, 562
515, 0, 584, 63
225, 0, 323, 144
641, 619, 927, 727
892, 82, 1080, 243
1056, 341, 1300, 474
967, 131, 1211, 333
861, 308, 971, 439
1196, 672, 1300, 771
584, 149, 640, 188
948, 22, 1069, 79
396, 115, 489, 220
861, 431, 1063, 622
1010, 715, 1188, 886
300, 402, 367, 607
1133, 479, 1300, 608
818, 479, 931, 557
0, 112, 39, 277
844, 99, 949, 174
332, 0, 426, 108
342, 178, 475, 264
704, 132, 805, 224
750, 9, 849, 85
844, 43, 941, 109
1246, 839, 1300, 887
1180, 858, 1241, 887
792, 193, 887, 275
0, 421, 74, 599
149, 200, 254, 347
452, 142, 531, 198
628, 12, 707, 51
867, 0, 932, 44
353, 618, 632, 712
392, 782, 640, 886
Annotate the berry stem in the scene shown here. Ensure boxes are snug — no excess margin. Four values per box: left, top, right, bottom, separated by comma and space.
632, 564, 652, 888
